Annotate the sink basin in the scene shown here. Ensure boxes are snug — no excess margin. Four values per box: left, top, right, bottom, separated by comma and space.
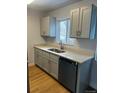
48, 48, 65, 53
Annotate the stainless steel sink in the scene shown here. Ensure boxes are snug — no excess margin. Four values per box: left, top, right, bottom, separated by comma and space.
48, 48, 65, 53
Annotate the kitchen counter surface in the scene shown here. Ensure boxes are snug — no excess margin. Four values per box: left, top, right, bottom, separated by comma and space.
34, 45, 94, 64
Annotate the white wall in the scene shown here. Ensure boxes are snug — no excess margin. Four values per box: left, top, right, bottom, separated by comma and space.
45, 0, 97, 51
27, 8, 45, 63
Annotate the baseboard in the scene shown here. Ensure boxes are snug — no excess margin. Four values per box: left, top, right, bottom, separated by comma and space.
28, 63, 35, 67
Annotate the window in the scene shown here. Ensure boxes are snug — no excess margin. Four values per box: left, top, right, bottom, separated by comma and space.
56, 19, 69, 43
59, 20, 68, 43
56, 18, 76, 45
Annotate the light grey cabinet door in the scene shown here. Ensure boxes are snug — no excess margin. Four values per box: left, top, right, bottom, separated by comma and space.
70, 8, 80, 38
41, 17, 49, 36
34, 48, 40, 66
49, 60, 58, 79
41, 51, 50, 72
41, 16, 56, 37
34, 52, 39, 65
49, 54, 59, 79
38, 55, 43, 68
34, 49, 50, 73
80, 7, 92, 38
41, 56, 50, 73
34, 48, 59, 79
70, 5, 97, 39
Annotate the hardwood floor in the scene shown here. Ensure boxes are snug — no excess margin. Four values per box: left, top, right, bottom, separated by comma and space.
28, 65, 70, 93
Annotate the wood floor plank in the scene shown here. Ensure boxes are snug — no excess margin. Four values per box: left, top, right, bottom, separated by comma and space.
29, 65, 70, 93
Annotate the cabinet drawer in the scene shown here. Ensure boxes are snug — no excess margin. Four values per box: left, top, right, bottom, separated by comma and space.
41, 56, 50, 73
36, 50, 42, 56
42, 51, 49, 58
49, 53, 59, 62
34, 48, 40, 52
34, 48, 42, 54
49, 60, 58, 79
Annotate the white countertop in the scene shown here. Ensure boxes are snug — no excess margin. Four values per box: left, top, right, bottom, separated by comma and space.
34, 45, 94, 64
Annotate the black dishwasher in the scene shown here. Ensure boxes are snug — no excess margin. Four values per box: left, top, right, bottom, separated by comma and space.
58, 57, 78, 93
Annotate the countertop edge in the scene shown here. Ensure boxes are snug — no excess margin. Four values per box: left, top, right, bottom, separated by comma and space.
34, 46, 94, 64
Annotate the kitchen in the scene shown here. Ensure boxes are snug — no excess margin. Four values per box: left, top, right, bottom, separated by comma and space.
1, 0, 124, 93
27, 0, 97, 93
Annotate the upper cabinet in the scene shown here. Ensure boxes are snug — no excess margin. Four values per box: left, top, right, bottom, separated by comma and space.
40, 16, 56, 37
70, 8, 80, 38
70, 4, 97, 39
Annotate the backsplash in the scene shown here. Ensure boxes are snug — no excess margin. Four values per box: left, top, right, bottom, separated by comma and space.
45, 37, 96, 52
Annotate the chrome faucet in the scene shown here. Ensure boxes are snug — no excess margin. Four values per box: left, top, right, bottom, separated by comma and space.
59, 40, 64, 50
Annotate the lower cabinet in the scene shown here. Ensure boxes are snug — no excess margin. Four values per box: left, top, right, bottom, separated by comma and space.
49, 60, 58, 79
34, 48, 92, 93
41, 56, 49, 73
37, 55, 43, 68
34, 48, 59, 79
34, 52, 39, 65
49, 53, 59, 79
34, 48, 41, 66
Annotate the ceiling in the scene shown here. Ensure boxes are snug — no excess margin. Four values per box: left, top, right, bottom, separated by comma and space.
27, 0, 82, 12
